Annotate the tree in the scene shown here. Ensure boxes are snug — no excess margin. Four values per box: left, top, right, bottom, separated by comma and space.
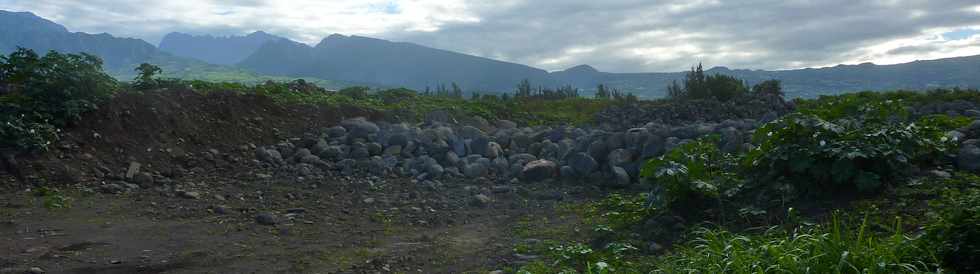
667, 80, 685, 99
515, 79, 532, 98
753, 79, 783, 97
451, 82, 463, 98
596, 84, 610, 99
684, 63, 709, 100
705, 74, 748, 101
133, 63, 162, 89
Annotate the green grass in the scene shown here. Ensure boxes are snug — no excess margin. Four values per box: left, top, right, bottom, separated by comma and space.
654, 213, 937, 273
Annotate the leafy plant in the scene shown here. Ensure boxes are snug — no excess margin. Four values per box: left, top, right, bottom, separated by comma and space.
744, 110, 953, 194
640, 136, 742, 210
0, 48, 117, 151
924, 187, 980, 273
34, 187, 72, 209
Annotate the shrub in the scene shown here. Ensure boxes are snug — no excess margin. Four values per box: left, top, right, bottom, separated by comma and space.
925, 187, 980, 273
641, 136, 742, 210
0, 48, 117, 151
744, 108, 953, 194
338, 86, 371, 100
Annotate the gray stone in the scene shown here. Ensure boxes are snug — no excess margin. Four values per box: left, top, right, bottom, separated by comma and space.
322, 146, 345, 160
177, 190, 201, 199
425, 163, 445, 178
641, 135, 666, 158
383, 145, 403, 156
607, 149, 634, 168
469, 136, 491, 157
459, 126, 486, 140
445, 151, 462, 166
349, 146, 370, 160
487, 142, 502, 159
496, 120, 517, 130
387, 133, 410, 147
539, 141, 560, 160
588, 140, 607, 161
612, 166, 631, 186
133, 172, 154, 186
125, 161, 142, 180
493, 157, 510, 176
341, 117, 379, 139
521, 160, 557, 181
928, 170, 952, 179
256, 148, 284, 166
568, 152, 598, 176
464, 163, 488, 178
470, 194, 492, 208
719, 127, 743, 154
366, 142, 383, 156
255, 213, 278, 225
957, 140, 980, 171
325, 126, 347, 138
560, 165, 575, 178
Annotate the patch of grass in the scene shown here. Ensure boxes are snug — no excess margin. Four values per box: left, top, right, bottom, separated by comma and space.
34, 187, 72, 209
653, 212, 938, 273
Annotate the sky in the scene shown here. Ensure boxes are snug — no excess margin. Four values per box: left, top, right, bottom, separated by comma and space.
1, 0, 979, 73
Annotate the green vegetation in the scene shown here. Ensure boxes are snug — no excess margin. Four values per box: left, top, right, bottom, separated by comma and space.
0, 48, 117, 151
513, 89, 980, 273
641, 136, 741, 210
655, 213, 935, 273
666, 63, 756, 101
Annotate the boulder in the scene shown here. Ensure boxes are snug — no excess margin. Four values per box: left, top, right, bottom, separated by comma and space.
388, 133, 410, 147
469, 136, 491, 157
641, 135, 666, 159
607, 149, 634, 168
459, 126, 486, 140
521, 160, 557, 181
341, 118, 379, 139
612, 166, 631, 186
567, 152, 598, 176
957, 139, 980, 171
464, 163, 489, 178
325, 126, 347, 138
255, 148, 284, 166
496, 120, 517, 130
366, 142, 383, 156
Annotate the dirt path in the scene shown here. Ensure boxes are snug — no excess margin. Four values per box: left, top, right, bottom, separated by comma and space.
0, 175, 585, 274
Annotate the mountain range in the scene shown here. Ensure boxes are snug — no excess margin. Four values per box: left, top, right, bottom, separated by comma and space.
2, 10, 978, 98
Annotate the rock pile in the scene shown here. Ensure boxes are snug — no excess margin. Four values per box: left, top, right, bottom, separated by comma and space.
254, 115, 762, 186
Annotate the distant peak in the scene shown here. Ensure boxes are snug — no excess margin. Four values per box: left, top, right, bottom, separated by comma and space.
564, 64, 599, 73
247, 30, 271, 37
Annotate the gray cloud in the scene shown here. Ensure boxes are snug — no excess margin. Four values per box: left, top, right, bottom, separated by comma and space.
1, 0, 979, 72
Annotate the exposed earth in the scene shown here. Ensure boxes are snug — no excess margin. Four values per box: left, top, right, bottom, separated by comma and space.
0, 90, 596, 273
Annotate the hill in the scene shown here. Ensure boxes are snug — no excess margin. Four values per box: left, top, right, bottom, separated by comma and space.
239, 34, 556, 92
159, 31, 288, 65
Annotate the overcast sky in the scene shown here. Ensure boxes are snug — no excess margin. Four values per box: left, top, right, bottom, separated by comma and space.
2, 0, 979, 72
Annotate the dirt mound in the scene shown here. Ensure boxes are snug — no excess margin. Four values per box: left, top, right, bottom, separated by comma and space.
9, 89, 380, 186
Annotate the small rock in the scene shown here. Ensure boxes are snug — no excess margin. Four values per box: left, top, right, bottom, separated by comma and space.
125, 162, 142, 180
521, 160, 557, 181
470, 194, 492, 208
177, 190, 201, 200
255, 213, 278, 225
928, 170, 952, 179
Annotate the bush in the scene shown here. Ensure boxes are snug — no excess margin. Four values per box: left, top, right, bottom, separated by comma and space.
641, 136, 742, 210
338, 86, 371, 100
744, 103, 953, 194
0, 48, 117, 151
925, 187, 980, 273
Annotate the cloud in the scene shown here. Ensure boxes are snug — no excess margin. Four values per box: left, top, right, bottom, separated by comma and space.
1, 0, 979, 72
